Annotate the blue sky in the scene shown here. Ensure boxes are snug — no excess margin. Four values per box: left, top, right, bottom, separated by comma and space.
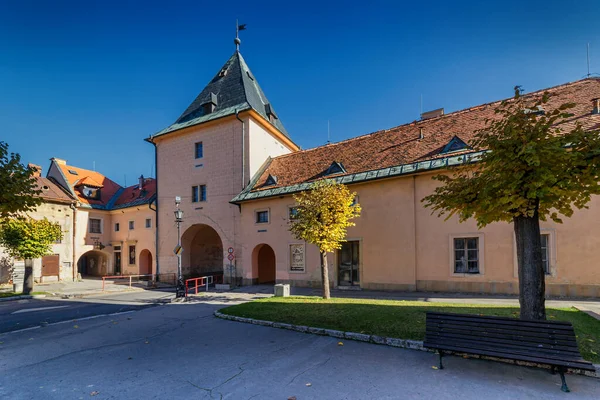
1, 0, 598, 186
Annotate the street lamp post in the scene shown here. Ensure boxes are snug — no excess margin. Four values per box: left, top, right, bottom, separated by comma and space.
174, 196, 185, 298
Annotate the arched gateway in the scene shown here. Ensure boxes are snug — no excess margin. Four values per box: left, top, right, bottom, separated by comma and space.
78, 250, 109, 277
252, 244, 276, 284
181, 224, 224, 277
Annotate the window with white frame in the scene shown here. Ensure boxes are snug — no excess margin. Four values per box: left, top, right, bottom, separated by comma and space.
115, 223, 120, 232
192, 185, 207, 202
541, 233, 550, 275
129, 221, 135, 230
145, 218, 152, 228
453, 237, 480, 274
89, 218, 102, 234
256, 210, 269, 224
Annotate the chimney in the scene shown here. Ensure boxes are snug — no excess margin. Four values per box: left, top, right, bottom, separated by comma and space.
421, 108, 444, 120
51, 157, 67, 165
593, 98, 600, 115
28, 163, 42, 177
419, 127, 424, 140
138, 175, 144, 190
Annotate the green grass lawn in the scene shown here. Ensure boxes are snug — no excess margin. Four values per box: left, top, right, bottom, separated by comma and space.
221, 296, 600, 363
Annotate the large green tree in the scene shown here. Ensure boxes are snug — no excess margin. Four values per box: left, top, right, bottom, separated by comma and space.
0, 141, 42, 221
290, 180, 361, 299
0, 218, 63, 260
423, 88, 600, 320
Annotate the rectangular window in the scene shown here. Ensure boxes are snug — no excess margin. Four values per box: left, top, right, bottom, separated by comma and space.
115, 223, 120, 232
454, 237, 479, 274
289, 206, 299, 220
541, 234, 550, 275
256, 210, 269, 224
145, 218, 152, 228
129, 245, 136, 265
129, 221, 135, 230
89, 218, 101, 234
195, 142, 203, 159
192, 185, 207, 202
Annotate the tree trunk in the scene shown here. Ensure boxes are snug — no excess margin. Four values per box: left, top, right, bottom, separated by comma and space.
320, 251, 331, 299
23, 258, 34, 295
514, 206, 546, 320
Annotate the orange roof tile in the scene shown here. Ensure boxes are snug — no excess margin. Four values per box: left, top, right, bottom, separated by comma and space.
248, 78, 600, 195
57, 164, 121, 207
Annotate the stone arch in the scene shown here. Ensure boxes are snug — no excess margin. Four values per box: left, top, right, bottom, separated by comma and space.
252, 244, 276, 284
139, 249, 153, 275
181, 224, 224, 277
77, 250, 109, 277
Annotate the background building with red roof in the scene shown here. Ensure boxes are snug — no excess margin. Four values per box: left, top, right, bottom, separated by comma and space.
150, 44, 600, 297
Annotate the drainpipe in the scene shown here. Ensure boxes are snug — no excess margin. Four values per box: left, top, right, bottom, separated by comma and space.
70, 202, 77, 282
148, 136, 160, 280
235, 109, 245, 189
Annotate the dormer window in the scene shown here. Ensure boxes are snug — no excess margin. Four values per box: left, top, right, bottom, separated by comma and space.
441, 136, 469, 154
524, 105, 545, 116
68, 169, 79, 175
325, 161, 346, 176
265, 103, 278, 123
264, 174, 278, 186
201, 92, 218, 115
81, 186, 101, 200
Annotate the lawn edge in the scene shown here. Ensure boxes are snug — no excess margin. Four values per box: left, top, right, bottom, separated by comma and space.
0, 295, 33, 302
214, 310, 600, 379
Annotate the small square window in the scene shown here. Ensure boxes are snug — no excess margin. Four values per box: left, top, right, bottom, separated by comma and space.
289, 207, 299, 220
195, 142, 203, 159
145, 218, 152, 228
454, 237, 479, 274
115, 223, 120, 232
192, 185, 207, 202
129, 221, 135, 230
256, 210, 269, 224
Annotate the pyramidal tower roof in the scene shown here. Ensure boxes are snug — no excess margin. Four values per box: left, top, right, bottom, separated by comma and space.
154, 51, 289, 138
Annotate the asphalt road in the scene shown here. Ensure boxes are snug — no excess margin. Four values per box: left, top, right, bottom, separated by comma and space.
0, 290, 173, 334
0, 292, 598, 400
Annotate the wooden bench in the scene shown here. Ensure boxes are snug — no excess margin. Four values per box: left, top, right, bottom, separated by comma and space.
423, 312, 595, 392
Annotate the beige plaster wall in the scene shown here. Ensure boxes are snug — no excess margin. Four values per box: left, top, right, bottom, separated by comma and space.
109, 206, 156, 275
247, 117, 292, 180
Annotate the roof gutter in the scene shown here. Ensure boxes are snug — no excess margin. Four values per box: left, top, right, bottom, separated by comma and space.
147, 135, 160, 279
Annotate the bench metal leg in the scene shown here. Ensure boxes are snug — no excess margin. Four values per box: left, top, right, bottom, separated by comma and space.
558, 367, 570, 393
438, 350, 444, 370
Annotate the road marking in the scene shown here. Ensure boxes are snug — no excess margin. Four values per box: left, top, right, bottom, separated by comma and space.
11, 305, 70, 314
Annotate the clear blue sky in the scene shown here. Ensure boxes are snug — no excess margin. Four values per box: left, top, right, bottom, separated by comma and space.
1, 0, 598, 186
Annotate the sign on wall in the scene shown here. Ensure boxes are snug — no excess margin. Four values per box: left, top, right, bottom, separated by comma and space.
289, 244, 305, 272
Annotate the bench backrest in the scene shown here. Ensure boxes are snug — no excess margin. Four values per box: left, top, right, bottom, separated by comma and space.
425, 312, 581, 358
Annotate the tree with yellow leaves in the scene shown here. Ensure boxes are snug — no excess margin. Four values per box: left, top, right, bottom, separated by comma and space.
289, 180, 361, 299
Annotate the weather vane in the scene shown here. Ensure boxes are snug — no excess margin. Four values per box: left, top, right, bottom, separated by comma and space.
235, 20, 247, 52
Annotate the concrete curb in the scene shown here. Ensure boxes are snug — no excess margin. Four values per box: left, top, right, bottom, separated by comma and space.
214, 310, 600, 379
0, 295, 33, 302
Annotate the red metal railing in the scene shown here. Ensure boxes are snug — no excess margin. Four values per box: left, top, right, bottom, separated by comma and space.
101, 273, 176, 291
185, 273, 223, 296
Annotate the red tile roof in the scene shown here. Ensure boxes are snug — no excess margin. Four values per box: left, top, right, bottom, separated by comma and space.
251, 78, 600, 192
113, 179, 157, 209
35, 176, 75, 204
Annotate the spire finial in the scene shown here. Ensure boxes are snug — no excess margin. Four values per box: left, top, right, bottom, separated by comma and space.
235, 20, 246, 52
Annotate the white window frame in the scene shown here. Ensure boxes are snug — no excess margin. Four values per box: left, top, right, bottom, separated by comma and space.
114, 222, 120, 232
129, 220, 135, 230
513, 229, 556, 277
449, 233, 485, 276
255, 208, 270, 225
145, 218, 152, 229
89, 218, 103, 234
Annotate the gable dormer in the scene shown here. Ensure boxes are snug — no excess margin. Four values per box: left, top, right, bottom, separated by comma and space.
441, 136, 469, 154
325, 161, 346, 176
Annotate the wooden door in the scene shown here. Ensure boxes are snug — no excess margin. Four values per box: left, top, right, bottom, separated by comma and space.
42, 255, 60, 278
